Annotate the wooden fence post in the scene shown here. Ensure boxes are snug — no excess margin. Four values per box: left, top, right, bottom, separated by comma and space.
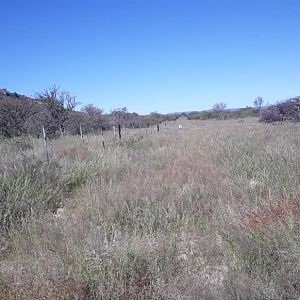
42, 126, 49, 163
60, 125, 64, 138
113, 125, 116, 139
157, 124, 160, 132
101, 127, 105, 149
118, 124, 122, 139
80, 125, 84, 144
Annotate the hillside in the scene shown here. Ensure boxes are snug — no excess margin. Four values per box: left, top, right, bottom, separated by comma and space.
0, 89, 32, 101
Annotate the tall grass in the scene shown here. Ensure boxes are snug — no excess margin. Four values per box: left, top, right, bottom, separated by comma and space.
0, 118, 299, 299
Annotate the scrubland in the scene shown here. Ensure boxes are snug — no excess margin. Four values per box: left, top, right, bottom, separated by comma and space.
0, 118, 299, 299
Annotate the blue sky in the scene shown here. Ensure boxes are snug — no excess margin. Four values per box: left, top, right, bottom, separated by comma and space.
0, 0, 299, 114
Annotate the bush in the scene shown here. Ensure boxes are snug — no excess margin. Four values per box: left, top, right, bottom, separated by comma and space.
260, 97, 300, 123
187, 111, 216, 120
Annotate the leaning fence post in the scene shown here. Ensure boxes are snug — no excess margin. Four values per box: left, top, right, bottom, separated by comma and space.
80, 125, 84, 144
157, 124, 160, 132
42, 126, 49, 163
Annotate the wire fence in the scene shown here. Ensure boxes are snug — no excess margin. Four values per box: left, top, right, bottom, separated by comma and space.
41, 123, 165, 163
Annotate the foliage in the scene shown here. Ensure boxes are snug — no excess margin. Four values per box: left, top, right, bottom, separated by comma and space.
142, 112, 178, 125
0, 91, 38, 137
35, 85, 78, 135
187, 107, 260, 120
187, 110, 216, 120
260, 96, 300, 123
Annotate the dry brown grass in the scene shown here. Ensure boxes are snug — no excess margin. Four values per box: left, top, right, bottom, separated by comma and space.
0, 118, 299, 299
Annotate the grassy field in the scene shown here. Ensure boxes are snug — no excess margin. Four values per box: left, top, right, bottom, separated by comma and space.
0, 117, 300, 299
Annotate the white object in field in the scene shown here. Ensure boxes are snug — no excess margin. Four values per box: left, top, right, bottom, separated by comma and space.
249, 179, 260, 188
178, 124, 183, 129
54, 208, 65, 219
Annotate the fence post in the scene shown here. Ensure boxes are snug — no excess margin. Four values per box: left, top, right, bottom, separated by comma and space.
101, 127, 105, 149
118, 124, 122, 139
80, 125, 84, 144
42, 126, 49, 163
113, 125, 116, 139
157, 124, 160, 132
60, 125, 64, 138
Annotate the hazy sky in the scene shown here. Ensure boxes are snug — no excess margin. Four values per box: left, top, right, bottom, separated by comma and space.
1, 0, 299, 114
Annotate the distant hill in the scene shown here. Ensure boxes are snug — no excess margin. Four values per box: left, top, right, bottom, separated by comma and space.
165, 106, 270, 117
0, 88, 32, 102
166, 108, 244, 117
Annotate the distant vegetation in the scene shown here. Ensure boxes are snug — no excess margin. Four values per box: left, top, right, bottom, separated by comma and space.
1, 87, 299, 140
187, 106, 261, 120
260, 96, 300, 123
188, 96, 300, 123
0, 86, 178, 139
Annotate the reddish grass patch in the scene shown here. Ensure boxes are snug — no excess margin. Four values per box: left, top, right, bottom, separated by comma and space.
245, 193, 300, 232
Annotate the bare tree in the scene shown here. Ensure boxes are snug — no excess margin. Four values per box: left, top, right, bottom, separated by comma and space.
212, 102, 227, 120
81, 104, 103, 116
254, 97, 264, 111
81, 104, 103, 131
111, 107, 128, 126
35, 85, 78, 135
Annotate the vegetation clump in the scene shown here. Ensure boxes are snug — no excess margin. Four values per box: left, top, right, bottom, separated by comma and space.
260, 96, 300, 123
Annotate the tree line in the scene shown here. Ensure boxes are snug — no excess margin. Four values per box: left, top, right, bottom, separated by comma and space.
1, 87, 299, 139
188, 96, 300, 122
0, 86, 178, 138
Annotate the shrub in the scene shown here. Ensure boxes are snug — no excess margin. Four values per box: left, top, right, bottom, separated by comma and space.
260, 97, 300, 123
